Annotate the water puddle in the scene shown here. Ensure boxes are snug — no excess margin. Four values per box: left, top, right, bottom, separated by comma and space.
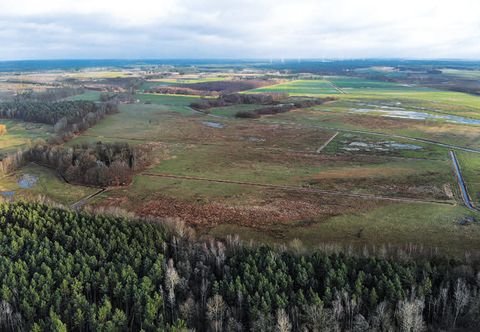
244, 136, 266, 142
18, 174, 38, 189
0, 191, 15, 199
202, 121, 224, 128
342, 141, 422, 152
350, 108, 480, 125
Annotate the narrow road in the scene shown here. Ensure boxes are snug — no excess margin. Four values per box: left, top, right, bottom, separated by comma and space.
142, 172, 455, 206
70, 188, 106, 210
449, 150, 478, 211
316, 131, 339, 153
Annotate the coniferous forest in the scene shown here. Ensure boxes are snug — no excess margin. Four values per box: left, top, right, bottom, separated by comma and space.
0, 101, 119, 137
1, 202, 479, 331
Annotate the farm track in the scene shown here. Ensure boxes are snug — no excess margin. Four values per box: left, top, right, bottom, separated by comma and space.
70, 188, 106, 210
449, 151, 479, 212
325, 79, 347, 94
316, 132, 339, 153
142, 172, 455, 206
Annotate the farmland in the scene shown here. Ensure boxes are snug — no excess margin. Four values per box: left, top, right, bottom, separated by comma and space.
0, 64, 479, 256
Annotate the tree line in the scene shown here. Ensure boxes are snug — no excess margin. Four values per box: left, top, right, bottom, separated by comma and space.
1, 142, 149, 187
0, 201, 479, 331
0, 101, 119, 138
190, 93, 287, 110
190, 93, 336, 118
0, 141, 151, 187
13, 88, 86, 103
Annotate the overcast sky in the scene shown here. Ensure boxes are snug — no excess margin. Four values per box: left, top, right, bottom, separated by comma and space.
1, 0, 479, 60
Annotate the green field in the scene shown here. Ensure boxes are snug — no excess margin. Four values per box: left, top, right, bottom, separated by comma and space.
249, 79, 340, 95
441, 68, 480, 79
0, 120, 52, 155
136, 93, 202, 106
141, 76, 230, 90
328, 76, 432, 91
0, 163, 97, 205
146, 143, 454, 200
66, 101, 203, 145
457, 152, 480, 206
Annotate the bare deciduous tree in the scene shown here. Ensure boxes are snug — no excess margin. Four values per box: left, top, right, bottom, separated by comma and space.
165, 259, 180, 320
395, 297, 425, 332
275, 309, 291, 332
207, 294, 226, 332
453, 278, 470, 328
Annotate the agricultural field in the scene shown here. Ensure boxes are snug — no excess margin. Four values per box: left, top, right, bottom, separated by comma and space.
441, 68, 480, 79
249, 79, 340, 95
63, 70, 139, 79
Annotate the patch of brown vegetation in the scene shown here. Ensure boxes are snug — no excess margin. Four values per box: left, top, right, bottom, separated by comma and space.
126, 191, 382, 228
146, 86, 216, 96
309, 174, 450, 200
312, 167, 411, 180
341, 113, 414, 130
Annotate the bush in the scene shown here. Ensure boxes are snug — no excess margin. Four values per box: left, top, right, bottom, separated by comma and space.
235, 111, 260, 118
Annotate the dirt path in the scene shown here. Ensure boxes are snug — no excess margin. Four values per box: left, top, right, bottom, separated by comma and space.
316, 131, 339, 153
449, 150, 479, 211
325, 79, 347, 94
70, 188, 106, 210
142, 172, 454, 206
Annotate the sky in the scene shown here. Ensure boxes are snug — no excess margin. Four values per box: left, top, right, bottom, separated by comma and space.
0, 0, 479, 60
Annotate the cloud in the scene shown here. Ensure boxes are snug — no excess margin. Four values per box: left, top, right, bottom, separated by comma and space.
0, 0, 479, 60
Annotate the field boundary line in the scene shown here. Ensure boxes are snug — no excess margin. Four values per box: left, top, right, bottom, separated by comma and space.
142, 172, 455, 206
316, 131, 339, 153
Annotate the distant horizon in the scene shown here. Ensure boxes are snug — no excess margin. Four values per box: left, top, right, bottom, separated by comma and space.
1, 58, 480, 74
2, 57, 480, 62
2, 0, 480, 60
